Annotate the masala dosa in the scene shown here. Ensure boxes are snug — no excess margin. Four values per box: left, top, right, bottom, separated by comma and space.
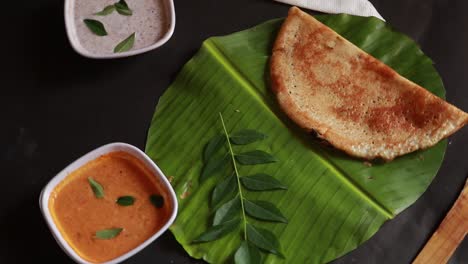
270, 7, 468, 160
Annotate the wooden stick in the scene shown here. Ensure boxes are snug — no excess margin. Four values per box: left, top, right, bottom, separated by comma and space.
413, 179, 468, 264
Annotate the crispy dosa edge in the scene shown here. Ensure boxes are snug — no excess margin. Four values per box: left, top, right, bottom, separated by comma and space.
270, 7, 468, 160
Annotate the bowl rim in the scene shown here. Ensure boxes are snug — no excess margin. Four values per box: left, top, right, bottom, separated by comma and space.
64, 0, 176, 59
39, 142, 178, 264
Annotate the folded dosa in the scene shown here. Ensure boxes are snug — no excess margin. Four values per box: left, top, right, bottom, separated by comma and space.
270, 7, 468, 160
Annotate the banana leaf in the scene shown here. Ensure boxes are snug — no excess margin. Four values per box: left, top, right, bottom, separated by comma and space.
145, 14, 446, 264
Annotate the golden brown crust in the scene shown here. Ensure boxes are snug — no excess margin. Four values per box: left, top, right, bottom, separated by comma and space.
270, 7, 468, 160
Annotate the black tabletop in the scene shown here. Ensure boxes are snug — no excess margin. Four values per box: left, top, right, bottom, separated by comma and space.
2, 0, 467, 263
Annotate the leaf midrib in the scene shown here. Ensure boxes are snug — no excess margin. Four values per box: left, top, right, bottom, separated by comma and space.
204, 38, 394, 220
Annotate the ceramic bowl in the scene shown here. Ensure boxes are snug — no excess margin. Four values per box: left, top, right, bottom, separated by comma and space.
39, 142, 178, 264
64, 0, 175, 59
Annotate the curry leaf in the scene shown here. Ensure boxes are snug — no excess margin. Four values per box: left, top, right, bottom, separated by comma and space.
94, 5, 115, 16
240, 173, 287, 191
204, 134, 226, 161
235, 241, 262, 264
95, 228, 123, 239
88, 177, 104, 198
246, 224, 283, 257
114, 33, 135, 53
193, 218, 240, 243
212, 174, 237, 208
213, 195, 241, 225
230, 129, 267, 145
244, 200, 288, 223
235, 150, 277, 165
200, 154, 230, 182
83, 19, 107, 36
150, 194, 164, 208
116, 196, 135, 206
115, 0, 132, 16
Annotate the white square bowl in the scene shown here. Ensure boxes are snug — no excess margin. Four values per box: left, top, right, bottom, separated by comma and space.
65, 0, 175, 59
39, 142, 178, 264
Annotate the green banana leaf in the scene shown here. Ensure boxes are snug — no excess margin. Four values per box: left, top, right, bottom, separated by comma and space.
145, 14, 446, 264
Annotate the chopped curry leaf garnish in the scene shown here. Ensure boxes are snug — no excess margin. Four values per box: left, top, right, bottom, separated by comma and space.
150, 194, 164, 208
95, 228, 123, 239
113, 32, 135, 53
94, 5, 115, 16
83, 19, 108, 36
88, 177, 104, 198
116, 196, 135, 206
114, 0, 133, 16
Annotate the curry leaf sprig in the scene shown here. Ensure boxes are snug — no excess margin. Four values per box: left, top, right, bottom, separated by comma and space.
193, 112, 288, 263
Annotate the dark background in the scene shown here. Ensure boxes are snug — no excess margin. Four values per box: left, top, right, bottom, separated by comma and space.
1, 0, 467, 263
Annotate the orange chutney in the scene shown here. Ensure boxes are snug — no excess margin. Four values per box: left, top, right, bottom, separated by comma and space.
48, 151, 172, 263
